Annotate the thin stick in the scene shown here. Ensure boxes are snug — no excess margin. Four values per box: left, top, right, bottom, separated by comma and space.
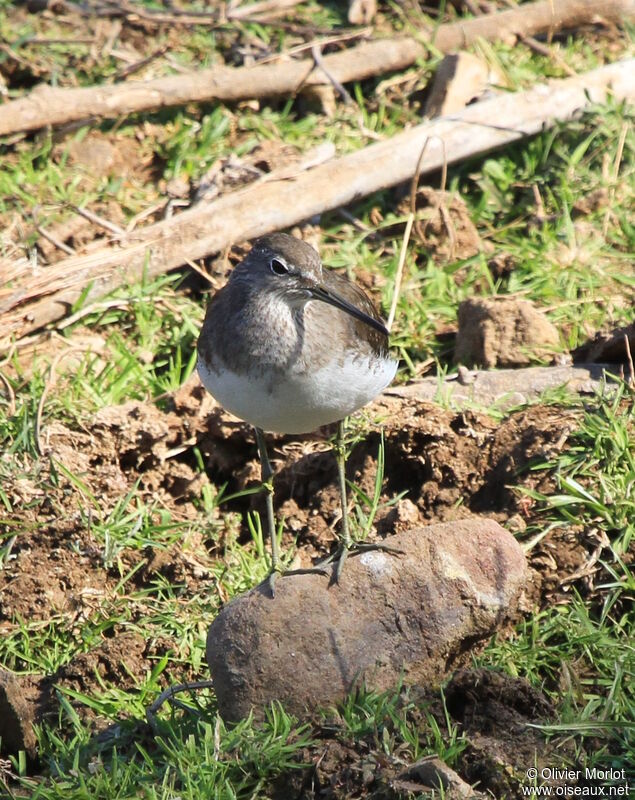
0, 372, 16, 417
422, 137, 454, 254
624, 333, 635, 389
57, 298, 132, 330
409, 138, 431, 217
125, 200, 168, 232
311, 45, 354, 105
257, 29, 371, 65
387, 136, 431, 332
410, 138, 432, 243
35, 348, 86, 455
146, 679, 215, 730
602, 121, 628, 239
16, 37, 97, 46
184, 258, 216, 286
113, 46, 168, 80
229, 0, 304, 20
72, 205, 125, 236
386, 215, 413, 333
36, 226, 76, 256
520, 34, 577, 77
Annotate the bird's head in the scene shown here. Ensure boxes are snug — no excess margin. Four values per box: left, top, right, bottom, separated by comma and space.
233, 233, 389, 336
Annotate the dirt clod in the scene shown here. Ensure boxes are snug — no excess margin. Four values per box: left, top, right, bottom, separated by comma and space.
572, 321, 635, 365
400, 187, 482, 262
455, 297, 560, 368
445, 668, 562, 796
0, 670, 44, 759
56, 632, 148, 697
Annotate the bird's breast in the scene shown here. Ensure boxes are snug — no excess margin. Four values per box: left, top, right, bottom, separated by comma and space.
197, 347, 397, 434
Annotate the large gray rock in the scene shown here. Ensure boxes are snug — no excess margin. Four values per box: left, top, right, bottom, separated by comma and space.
206, 519, 527, 721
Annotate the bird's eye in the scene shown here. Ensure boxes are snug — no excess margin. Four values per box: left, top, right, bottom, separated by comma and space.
269, 257, 289, 276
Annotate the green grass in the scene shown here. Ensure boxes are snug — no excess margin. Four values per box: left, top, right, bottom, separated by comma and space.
481, 385, 635, 775
1, 1, 634, 796
22, 700, 314, 800
482, 593, 634, 775
332, 682, 468, 768
522, 387, 635, 556
3, 321, 633, 798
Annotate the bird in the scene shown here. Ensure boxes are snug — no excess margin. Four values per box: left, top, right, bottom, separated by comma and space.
197, 232, 398, 591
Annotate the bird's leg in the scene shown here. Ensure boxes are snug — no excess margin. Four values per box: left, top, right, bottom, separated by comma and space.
333, 419, 403, 582
254, 427, 328, 597
335, 419, 352, 581
255, 426, 281, 594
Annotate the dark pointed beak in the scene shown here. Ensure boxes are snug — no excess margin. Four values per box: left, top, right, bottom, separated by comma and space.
308, 286, 390, 337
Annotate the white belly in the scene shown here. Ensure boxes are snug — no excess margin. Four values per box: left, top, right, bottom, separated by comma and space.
197, 353, 397, 434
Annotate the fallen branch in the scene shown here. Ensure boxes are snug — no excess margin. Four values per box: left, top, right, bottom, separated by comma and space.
1, 60, 632, 348
0, 0, 631, 137
26, 0, 305, 26
385, 364, 629, 411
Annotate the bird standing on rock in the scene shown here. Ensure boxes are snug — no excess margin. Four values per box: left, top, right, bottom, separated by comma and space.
197, 232, 398, 591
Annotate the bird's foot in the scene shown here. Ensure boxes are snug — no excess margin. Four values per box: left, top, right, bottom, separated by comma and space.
266, 563, 330, 597
332, 540, 404, 583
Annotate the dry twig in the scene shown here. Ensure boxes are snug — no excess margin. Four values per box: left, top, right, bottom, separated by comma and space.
602, 121, 628, 239
0, 0, 630, 137
520, 34, 577, 76
1, 61, 633, 347
624, 334, 635, 389
0, 372, 16, 417
72, 205, 125, 236
36, 226, 76, 257
387, 215, 413, 333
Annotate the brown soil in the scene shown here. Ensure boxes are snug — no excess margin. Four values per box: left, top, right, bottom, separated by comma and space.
0, 377, 614, 793
1, 1, 630, 793
1, 375, 592, 626
277, 668, 574, 799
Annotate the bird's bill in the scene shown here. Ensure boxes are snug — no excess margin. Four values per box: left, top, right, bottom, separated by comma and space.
309, 286, 390, 337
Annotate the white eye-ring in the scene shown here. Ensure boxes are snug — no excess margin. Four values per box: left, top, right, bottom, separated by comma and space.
269, 257, 289, 275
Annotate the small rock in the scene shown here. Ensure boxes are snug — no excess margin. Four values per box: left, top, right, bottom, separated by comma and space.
348, 0, 376, 24
506, 513, 527, 534
206, 519, 527, 721
377, 498, 421, 535
424, 52, 492, 118
455, 297, 560, 368
165, 177, 191, 199
392, 756, 485, 798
